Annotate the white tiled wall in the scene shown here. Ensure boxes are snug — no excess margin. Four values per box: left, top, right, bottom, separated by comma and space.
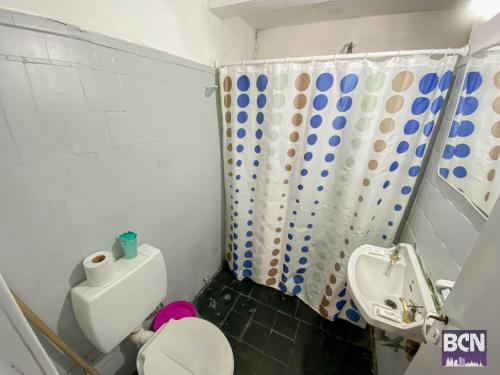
401, 59, 486, 282
0, 10, 223, 375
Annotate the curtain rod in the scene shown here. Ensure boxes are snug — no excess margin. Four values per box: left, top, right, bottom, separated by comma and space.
219, 46, 470, 68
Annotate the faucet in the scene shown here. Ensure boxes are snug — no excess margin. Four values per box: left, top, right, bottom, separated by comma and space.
390, 243, 403, 263
399, 297, 423, 323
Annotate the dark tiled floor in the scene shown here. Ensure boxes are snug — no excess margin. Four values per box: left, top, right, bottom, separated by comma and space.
193, 265, 375, 375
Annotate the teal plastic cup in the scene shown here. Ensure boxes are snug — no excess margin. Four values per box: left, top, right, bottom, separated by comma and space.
119, 231, 138, 259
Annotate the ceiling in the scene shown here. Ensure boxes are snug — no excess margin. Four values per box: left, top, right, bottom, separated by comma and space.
209, 0, 470, 29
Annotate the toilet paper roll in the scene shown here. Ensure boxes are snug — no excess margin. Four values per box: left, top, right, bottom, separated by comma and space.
83, 251, 116, 287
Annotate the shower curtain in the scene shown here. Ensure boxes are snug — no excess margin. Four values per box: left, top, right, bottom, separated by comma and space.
438, 49, 500, 215
219, 54, 457, 324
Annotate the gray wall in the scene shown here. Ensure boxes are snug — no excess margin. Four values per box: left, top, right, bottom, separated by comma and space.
0, 10, 222, 375
401, 58, 486, 283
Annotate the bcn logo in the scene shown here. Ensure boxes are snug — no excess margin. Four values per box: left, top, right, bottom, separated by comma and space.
443, 332, 486, 352
441, 330, 487, 367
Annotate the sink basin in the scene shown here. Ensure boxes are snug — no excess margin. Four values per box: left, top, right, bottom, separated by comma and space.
347, 243, 437, 339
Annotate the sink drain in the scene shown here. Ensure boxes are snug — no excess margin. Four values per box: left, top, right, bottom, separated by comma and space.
385, 299, 397, 309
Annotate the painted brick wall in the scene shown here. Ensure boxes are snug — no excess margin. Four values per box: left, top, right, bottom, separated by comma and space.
0, 10, 222, 375
401, 59, 486, 283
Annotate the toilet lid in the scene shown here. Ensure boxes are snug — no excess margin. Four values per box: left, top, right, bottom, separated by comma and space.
137, 317, 234, 375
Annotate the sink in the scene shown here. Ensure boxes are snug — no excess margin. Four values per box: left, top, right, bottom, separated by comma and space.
347, 243, 437, 339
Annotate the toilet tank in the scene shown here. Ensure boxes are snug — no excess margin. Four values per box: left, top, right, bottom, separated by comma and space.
71, 244, 167, 353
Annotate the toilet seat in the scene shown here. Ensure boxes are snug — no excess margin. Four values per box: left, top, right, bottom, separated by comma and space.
136, 317, 234, 375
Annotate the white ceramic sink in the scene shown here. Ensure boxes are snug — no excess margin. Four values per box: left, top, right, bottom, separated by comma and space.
347, 243, 437, 339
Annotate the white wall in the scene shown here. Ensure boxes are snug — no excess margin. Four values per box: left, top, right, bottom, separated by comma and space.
0, 10, 225, 375
256, 9, 473, 59
469, 12, 500, 54
0, 0, 256, 65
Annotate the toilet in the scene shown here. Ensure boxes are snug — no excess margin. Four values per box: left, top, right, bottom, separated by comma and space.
71, 244, 234, 375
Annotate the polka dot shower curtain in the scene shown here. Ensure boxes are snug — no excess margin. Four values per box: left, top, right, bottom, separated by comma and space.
438, 49, 500, 215
219, 54, 457, 325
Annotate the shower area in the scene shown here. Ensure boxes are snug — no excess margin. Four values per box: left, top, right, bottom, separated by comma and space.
217, 50, 461, 325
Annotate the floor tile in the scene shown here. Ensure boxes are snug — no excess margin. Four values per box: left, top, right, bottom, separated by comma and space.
271, 293, 298, 316
199, 286, 239, 325
197, 268, 374, 375
242, 321, 271, 348
230, 277, 254, 295
234, 342, 261, 375
324, 319, 372, 350
257, 354, 287, 375
211, 266, 234, 290
263, 332, 293, 364
295, 301, 322, 328
250, 283, 282, 305
273, 312, 298, 340
289, 326, 341, 375
253, 303, 278, 328
221, 310, 250, 339
332, 341, 373, 375
322, 317, 350, 338
195, 288, 231, 325
224, 334, 240, 352
233, 295, 258, 318
294, 322, 323, 348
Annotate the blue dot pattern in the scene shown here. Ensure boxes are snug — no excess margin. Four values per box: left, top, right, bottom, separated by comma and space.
219, 56, 457, 328
440, 70, 482, 181
377, 68, 453, 248
437, 52, 500, 215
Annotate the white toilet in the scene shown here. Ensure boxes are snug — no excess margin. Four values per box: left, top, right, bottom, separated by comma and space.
71, 244, 234, 375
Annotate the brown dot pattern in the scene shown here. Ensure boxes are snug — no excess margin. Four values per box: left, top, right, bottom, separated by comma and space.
487, 169, 496, 181
490, 146, 500, 160
385, 95, 404, 113
224, 94, 231, 108
368, 159, 378, 170
319, 267, 340, 319
494, 97, 500, 115
392, 70, 414, 92
290, 131, 299, 142
266, 278, 276, 286
295, 73, 311, 91
291, 113, 303, 126
294, 94, 307, 109
379, 118, 395, 133
491, 121, 500, 138
373, 139, 387, 152
223, 76, 232, 92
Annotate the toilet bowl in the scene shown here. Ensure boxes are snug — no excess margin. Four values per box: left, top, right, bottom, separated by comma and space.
71, 244, 233, 375
137, 317, 233, 375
